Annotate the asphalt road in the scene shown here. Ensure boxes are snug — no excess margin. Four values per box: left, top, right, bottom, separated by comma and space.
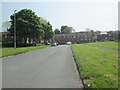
2, 45, 83, 88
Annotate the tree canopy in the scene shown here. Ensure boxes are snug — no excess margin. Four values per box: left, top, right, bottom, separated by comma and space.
43, 22, 54, 42
8, 9, 54, 44
54, 28, 61, 34
60, 25, 75, 34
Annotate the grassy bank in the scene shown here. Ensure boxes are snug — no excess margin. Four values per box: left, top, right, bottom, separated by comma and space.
71, 42, 118, 88
0, 45, 49, 57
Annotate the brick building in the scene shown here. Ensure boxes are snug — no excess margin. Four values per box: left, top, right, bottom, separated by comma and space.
0, 32, 14, 46
54, 33, 96, 44
54, 31, 118, 44
0, 31, 118, 46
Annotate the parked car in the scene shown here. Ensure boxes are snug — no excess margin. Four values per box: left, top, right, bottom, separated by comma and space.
66, 42, 72, 45
51, 42, 57, 47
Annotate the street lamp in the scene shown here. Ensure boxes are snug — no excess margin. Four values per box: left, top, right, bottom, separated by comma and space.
14, 10, 17, 49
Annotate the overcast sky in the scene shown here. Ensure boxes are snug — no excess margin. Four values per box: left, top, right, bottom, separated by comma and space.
1, 0, 119, 32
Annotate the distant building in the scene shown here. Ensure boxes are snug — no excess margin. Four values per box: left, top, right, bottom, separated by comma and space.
97, 31, 118, 41
0, 32, 14, 46
54, 32, 97, 44
0, 30, 118, 46
54, 31, 118, 44
0, 32, 42, 46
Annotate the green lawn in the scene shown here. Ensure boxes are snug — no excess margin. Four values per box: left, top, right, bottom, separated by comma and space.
86, 41, 119, 50
0, 45, 48, 57
71, 42, 118, 88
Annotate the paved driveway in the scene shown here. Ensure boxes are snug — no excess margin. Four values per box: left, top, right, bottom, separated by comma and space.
2, 45, 83, 88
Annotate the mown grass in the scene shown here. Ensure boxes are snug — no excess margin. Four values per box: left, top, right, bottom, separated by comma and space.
71, 42, 118, 88
0, 45, 49, 57
87, 41, 119, 50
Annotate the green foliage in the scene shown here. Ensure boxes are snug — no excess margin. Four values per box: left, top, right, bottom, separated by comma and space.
71, 42, 118, 88
60, 25, 75, 34
8, 9, 53, 44
54, 28, 61, 34
9, 9, 42, 40
43, 22, 54, 41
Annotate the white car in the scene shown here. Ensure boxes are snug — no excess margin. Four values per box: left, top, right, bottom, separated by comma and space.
66, 42, 72, 45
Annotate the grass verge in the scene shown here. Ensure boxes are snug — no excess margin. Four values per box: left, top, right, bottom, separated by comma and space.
71, 42, 118, 88
0, 45, 49, 57
86, 41, 119, 50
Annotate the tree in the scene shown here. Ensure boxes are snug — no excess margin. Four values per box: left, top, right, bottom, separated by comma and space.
90, 30, 94, 36
43, 22, 54, 44
60, 25, 74, 34
54, 28, 61, 34
8, 9, 44, 44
